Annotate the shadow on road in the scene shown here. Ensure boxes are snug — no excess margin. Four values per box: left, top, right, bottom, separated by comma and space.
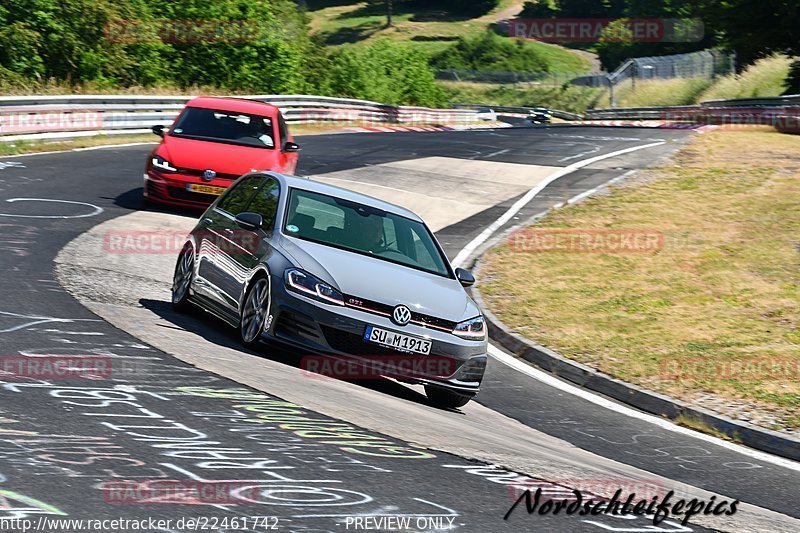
137, 297, 458, 411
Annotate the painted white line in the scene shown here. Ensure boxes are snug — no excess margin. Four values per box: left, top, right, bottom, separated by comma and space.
452, 140, 665, 267
0, 198, 103, 219
483, 148, 510, 159
488, 345, 800, 471
564, 169, 636, 206
559, 144, 600, 162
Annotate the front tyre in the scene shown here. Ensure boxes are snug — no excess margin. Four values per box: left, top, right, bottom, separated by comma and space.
172, 245, 194, 311
425, 385, 473, 409
240, 276, 270, 349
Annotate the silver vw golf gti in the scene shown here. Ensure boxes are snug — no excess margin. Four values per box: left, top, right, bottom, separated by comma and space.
172, 171, 487, 408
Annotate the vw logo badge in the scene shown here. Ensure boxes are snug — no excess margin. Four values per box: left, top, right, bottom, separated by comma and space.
202, 169, 216, 181
392, 305, 412, 326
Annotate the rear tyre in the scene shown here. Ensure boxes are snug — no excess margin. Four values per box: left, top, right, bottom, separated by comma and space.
172, 245, 194, 312
240, 276, 270, 349
425, 385, 472, 409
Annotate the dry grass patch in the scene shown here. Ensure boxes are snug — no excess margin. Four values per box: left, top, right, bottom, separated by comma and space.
479, 130, 800, 430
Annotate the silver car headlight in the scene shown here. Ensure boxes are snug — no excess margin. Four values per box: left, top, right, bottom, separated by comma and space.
151, 155, 177, 173
285, 268, 344, 306
452, 316, 486, 340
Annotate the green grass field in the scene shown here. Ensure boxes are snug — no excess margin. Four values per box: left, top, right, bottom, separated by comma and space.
305, 0, 591, 72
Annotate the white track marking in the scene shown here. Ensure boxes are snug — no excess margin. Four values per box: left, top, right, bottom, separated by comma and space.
550, 170, 637, 210
470, 148, 510, 160
452, 141, 665, 267
488, 345, 800, 471
0, 198, 103, 219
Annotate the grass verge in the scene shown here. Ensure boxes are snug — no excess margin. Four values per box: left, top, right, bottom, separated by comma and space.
441, 81, 604, 113
697, 54, 793, 102
478, 129, 800, 431
0, 135, 157, 156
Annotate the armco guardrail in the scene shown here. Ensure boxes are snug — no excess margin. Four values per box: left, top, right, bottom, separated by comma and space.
452, 103, 583, 121
0, 94, 484, 141
584, 95, 800, 133
700, 94, 800, 108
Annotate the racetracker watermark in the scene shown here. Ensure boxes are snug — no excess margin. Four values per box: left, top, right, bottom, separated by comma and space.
104, 19, 298, 43
301, 355, 457, 380
0, 112, 102, 135
507, 18, 704, 43
661, 108, 800, 132
0, 356, 111, 379
102, 480, 263, 505
659, 357, 800, 381
508, 229, 664, 254
103, 230, 260, 255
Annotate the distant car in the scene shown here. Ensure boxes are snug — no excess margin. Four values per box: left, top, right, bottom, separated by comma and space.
171, 171, 488, 409
476, 107, 497, 121
144, 97, 300, 209
524, 108, 552, 126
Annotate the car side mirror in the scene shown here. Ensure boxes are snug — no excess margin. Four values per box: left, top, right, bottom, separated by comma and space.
151, 125, 166, 138
235, 212, 263, 231
283, 141, 301, 153
455, 268, 475, 287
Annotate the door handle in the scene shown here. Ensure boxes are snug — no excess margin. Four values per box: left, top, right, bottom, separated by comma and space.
202, 218, 213, 225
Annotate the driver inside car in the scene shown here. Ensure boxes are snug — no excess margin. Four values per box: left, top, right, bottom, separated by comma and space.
358, 214, 386, 253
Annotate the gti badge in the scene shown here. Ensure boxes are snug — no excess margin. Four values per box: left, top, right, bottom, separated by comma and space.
202, 169, 217, 181
392, 305, 412, 326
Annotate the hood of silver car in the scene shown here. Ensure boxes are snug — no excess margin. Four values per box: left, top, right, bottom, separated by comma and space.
279, 236, 479, 322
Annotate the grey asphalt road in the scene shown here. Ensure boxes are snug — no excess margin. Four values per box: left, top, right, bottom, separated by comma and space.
0, 126, 793, 532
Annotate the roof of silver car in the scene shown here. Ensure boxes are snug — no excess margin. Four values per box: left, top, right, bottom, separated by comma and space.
261, 172, 424, 223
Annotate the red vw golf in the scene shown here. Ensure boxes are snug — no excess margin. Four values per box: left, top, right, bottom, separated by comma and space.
144, 97, 300, 209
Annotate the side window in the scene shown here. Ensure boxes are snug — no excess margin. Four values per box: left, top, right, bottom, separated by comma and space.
277, 113, 289, 148
247, 178, 281, 230
217, 175, 264, 216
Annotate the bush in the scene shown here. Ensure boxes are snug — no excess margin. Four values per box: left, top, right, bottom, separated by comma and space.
0, 0, 314, 93
326, 40, 446, 107
431, 31, 550, 72
786, 59, 800, 95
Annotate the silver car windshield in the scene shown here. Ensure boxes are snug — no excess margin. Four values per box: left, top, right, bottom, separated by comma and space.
284, 188, 451, 278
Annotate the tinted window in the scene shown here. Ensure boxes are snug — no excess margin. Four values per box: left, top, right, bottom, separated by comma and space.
217, 175, 264, 216
171, 107, 275, 149
247, 178, 281, 230
284, 188, 450, 277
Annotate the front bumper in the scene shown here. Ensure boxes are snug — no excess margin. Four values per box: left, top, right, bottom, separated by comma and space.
144, 170, 233, 209
266, 282, 487, 395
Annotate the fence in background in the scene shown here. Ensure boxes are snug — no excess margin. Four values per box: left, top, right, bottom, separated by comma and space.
0, 95, 485, 142
572, 49, 734, 88
436, 50, 736, 107
435, 70, 586, 87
